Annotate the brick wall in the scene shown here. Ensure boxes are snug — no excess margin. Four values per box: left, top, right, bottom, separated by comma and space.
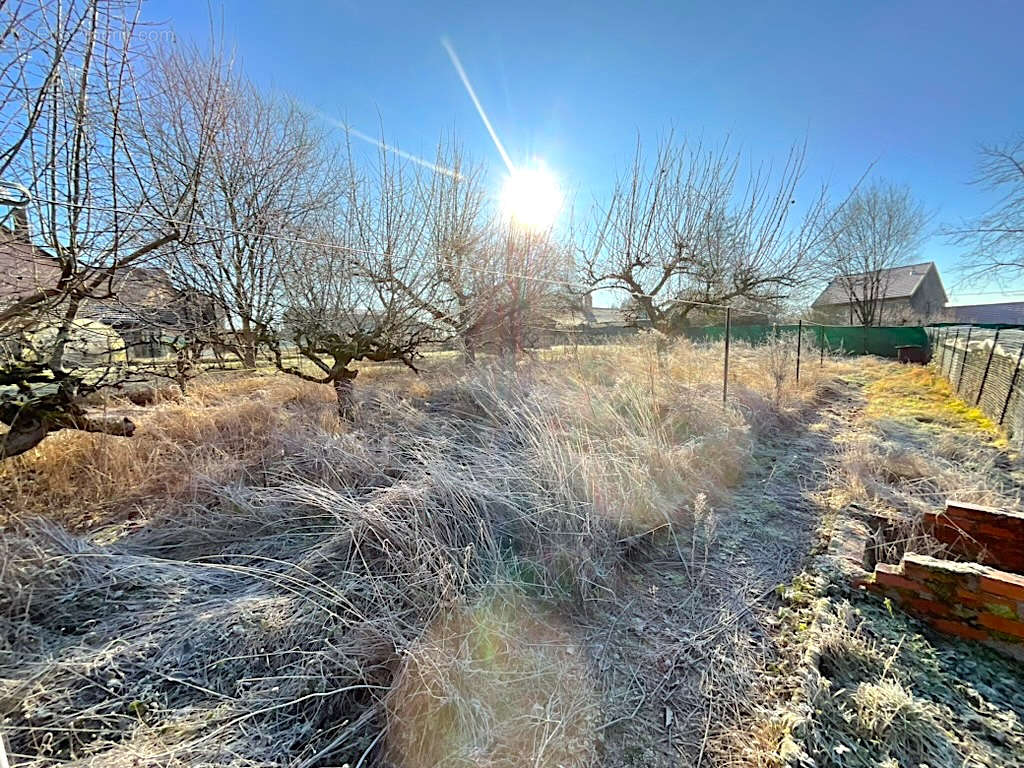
867, 553, 1024, 659
923, 501, 1024, 574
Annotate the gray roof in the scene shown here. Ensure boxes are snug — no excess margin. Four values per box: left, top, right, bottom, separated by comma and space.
555, 305, 631, 327
813, 262, 937, 306
949, 302, 1024, 325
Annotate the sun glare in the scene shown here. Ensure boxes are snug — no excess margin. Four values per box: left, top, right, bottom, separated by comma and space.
500, 163, 562, 232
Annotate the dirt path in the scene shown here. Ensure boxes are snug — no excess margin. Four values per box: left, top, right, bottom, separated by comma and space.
588, 376, 867, 767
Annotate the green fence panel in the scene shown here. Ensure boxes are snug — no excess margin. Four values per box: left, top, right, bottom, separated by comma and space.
683, 325, 929, 359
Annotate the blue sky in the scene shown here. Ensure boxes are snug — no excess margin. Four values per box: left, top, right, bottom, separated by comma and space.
144, 0, 1024, 305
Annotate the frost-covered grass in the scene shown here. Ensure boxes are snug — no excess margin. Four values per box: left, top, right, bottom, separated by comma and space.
0, 337, 840, 766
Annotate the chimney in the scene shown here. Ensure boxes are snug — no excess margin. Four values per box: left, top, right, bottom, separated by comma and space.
9, 207, 29, 242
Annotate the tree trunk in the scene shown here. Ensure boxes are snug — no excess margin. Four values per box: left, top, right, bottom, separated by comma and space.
332, 369, 358, 420
0, 413, 49, 460
238, 319, 258, 369
0, 402, 134, 460
240, 340, 257, 369
47, 296, 83, 371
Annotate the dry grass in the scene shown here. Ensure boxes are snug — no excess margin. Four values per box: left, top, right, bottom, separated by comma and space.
827, 361, 1023, 527
863, 363, 1004, 438
385, 591, 598, 768
752, 360, 1024, 768
0, 336, 842, 766
0, 374, 338, 530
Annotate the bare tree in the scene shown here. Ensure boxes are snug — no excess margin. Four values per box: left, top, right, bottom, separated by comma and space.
580, 134, 835, 335
481, 222, 572, 357
270, 142, 442, 418
385, 138, 489, 362
388, 138, 570, 362
0, 0, 91, 180
0, 1, 208, 458
818, 181, 927, 326
949, 135, 1024, 286
153, 46, 339, 369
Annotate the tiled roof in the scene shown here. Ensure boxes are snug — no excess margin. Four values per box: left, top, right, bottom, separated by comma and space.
813, 262, 937, 306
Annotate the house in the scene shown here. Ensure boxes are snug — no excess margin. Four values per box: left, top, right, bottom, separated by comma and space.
0, 209, 61, 303
91, 267, 220, 358
552, 293, 649, 342
947, 302, 1024, 325
812, 261, 948, 325
0, 211, 216, 359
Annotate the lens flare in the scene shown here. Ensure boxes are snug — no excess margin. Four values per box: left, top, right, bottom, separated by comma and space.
385, 592, 597, 768
500, 163, 562, 232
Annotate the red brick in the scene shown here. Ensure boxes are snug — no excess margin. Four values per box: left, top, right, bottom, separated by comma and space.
902, 560, 944, 584
874, 570, 934, 597
946, 500, 1024, 522
977, 523, 1020, 540
979, 572, 1024, 602
934, 513, 975, 530
977, 612, 1024, 639
929, 618, 989, 642
954, 587, 1017, 614
905, 553, 984, 573
940, 501, 1024, 573
902, 555, 980, 588
904, 596, 952, 618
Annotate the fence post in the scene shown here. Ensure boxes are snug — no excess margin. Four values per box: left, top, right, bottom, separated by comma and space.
956, 327, 973, 394
945, 329, 960, 378
722, 307, 731, 406
1000, 335, 1024, 425
796, 319, 803, 383
819, 325, 825, 367
976, 329, 1000, 407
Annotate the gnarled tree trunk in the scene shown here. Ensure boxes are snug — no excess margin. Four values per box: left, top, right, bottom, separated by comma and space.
0, 398, 135, 460
332, 369, 358, 421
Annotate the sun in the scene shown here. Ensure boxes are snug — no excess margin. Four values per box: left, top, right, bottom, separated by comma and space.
500, 162, 562, 232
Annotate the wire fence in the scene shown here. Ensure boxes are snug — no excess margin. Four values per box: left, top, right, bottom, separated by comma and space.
926, 325, 1024, 441
680, 319, 933, 404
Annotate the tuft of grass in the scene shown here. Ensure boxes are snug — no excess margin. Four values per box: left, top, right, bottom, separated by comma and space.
850, 679, 957, 767
789, 601, 964, 768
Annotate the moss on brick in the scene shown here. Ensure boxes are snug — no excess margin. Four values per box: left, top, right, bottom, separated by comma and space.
985, 603, 1017, 620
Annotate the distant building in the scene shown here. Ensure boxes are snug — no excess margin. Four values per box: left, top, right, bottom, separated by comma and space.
552, 293, 650, 342
0, 213, 216, 359
812, 261, 948, 325
0, 209, 60, 303
947, 301, 1024, 325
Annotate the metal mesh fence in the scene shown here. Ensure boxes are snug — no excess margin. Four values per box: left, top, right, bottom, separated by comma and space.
927, 325, 1024, 442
